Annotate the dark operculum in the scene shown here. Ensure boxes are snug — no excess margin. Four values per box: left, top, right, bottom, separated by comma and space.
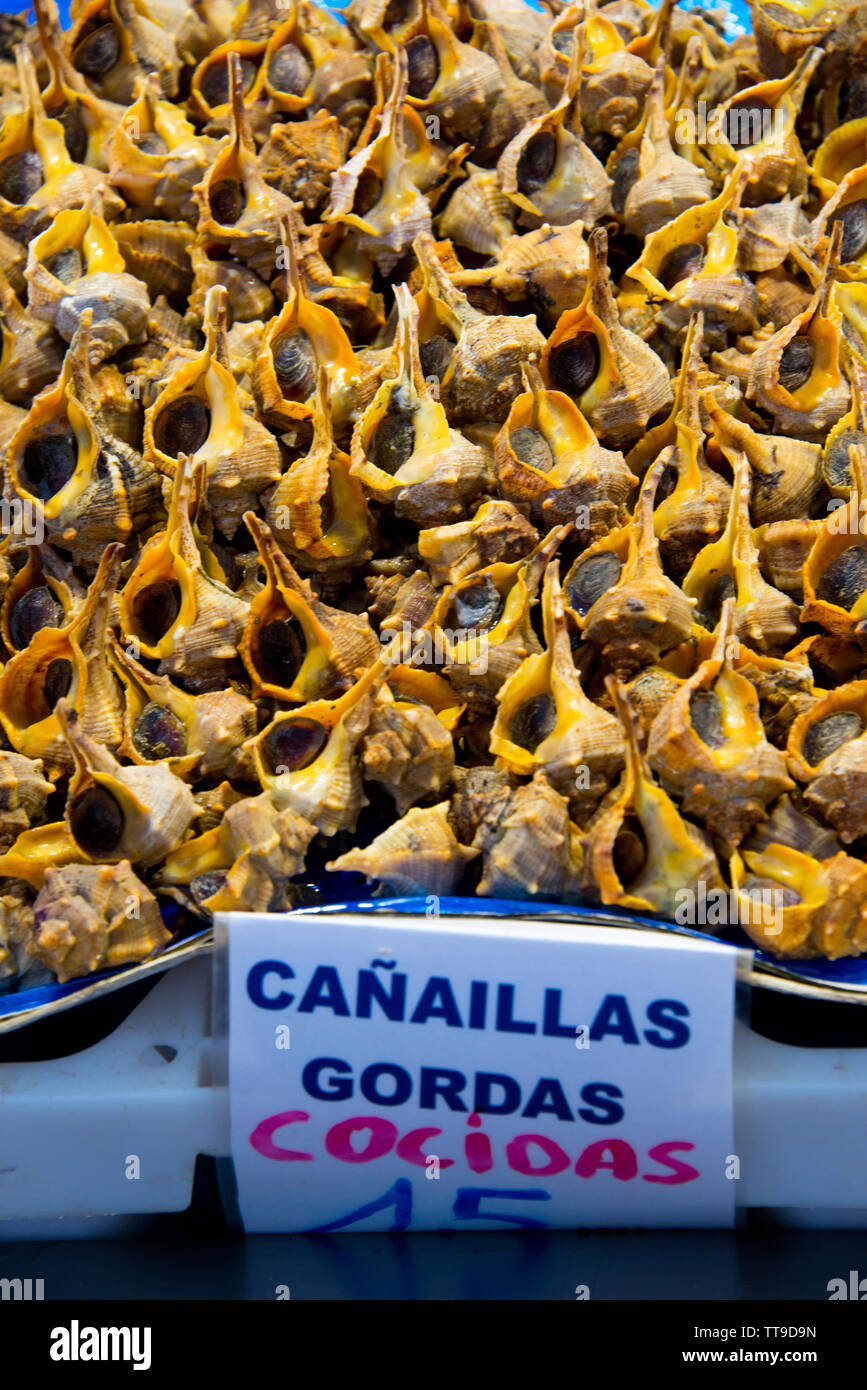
0, 150, 44, 204
132, 580, 182, 643
369, 409, 416, 474
777, 335, 814, 393
405, 35, 439, 99
132, 703, 188, 760
547, 332, 600, 397
658, 242, 704, 290
255, 616, 306, 688
510, 425, 554, 473
451, 574, 504, 631
9, 587, 64, 648
261, 715, 328, 773
20, 428, 77, 501
267, 43, 311, 96
689, 688, 725, 748
71, 22, 120, 77
68, 784, 125, 855
508, 692, 556, 750
153, 395, 211, 457
567, 551, 622, 616
815, 545, 867, 610
802, 710, 864, 765
516, 132, 557, 195
272, 330, 317, 402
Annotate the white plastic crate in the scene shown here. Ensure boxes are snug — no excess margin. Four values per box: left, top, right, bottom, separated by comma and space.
2, 947, 867, 1236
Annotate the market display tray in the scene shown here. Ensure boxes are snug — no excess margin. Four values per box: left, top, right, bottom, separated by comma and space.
4, 892, 867, 1035
3, 927, 867, 1239
0, 902, 211, 1033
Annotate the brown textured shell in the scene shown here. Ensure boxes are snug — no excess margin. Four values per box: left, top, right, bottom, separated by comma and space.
67, 0, 181, 102
437, 162, 515, 257
58, 698, 199, 867
360, 689, 455, 815
755, 518, 822, 599
192, 54, 296, 261
351, 282, 494, 522
418, 500, 538, 587
29, 860, 171, 982
494, 363, 636, 537
109, 636, 257, 784
583, 456, 696, 676
330, 801, 478, 896
426, 524, 569, 694
260, 111, 351, 212
0, 48, 123, 240
266, 368, 376, 575
252, 658, 389, 836
144, 285, 281, 538
582, 677, 725, 915
787, 681, 867, 843
112, 219, 193, 301
160, 792, 318, 914
326, 50, 433, 274
542, 227, 672, 446
705, 391, 823, 525
413, 232, 546, 426
452, 221, 590, 327
466, 20, 549, 163
497, 28, 612, 229
622, 59, 713, 240
683, 451, 799, 655
0, 889, 37, 983
400, 0, 505, 145
477, 772, 584, 900
491, 562, 625, 820
0, 751, 53, 851
117, 455, 250, 690
0, 269, 65, 404
241, 511, 380, 703
737, 195, 809, 272
802, 444, 867, 640
0, 546, 125, 778
648, 601, 794, 848
25, 190, 150, 366
730, 842, 867, 959
746, 225, 851, 437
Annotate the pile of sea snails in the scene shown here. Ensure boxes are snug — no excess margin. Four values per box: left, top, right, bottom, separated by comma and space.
5, 0, 867, 988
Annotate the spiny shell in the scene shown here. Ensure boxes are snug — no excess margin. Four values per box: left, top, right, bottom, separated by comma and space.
329, 802, 478, 896
58, 699, 199, 867
0, 751, 53, 851
160, 792, 318, 914
360, 693, 455, 815
30, 861, 170, 983
0, 891, 37, 984
477, 772, 584, 900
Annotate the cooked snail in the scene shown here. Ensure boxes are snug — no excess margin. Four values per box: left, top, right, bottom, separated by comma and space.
2, 0, 867, 985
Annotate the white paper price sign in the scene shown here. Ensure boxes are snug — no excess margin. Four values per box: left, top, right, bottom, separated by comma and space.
222, 912, 742, 1233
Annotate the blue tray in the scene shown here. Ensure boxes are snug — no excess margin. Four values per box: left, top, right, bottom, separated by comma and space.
295, 894, 867, 997
0, 902, 212, 1025
5, 876, 867, 1032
